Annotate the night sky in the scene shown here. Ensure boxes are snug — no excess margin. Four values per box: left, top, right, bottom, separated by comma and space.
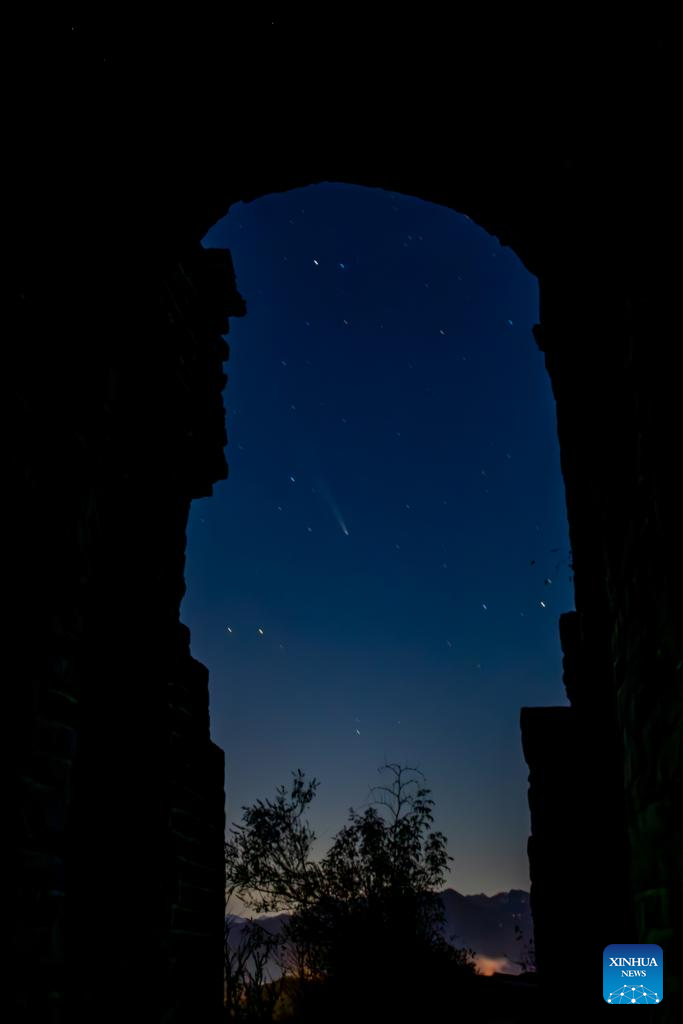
181, 183, 574, 897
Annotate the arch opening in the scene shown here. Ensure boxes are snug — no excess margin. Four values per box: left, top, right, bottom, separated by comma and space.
181, 181, 576, 981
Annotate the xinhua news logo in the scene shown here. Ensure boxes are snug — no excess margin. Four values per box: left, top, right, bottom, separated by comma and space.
603, 944, 663, 1004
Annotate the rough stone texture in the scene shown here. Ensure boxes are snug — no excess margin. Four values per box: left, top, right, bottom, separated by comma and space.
8, 11, 681, 1023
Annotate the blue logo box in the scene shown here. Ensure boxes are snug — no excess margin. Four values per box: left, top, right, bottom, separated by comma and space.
603, 944, 663, 1004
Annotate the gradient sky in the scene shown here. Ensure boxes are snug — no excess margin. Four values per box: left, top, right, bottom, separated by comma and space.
181, 182, 574, 896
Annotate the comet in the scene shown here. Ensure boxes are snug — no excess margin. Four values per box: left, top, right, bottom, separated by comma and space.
316, 478, 349, 536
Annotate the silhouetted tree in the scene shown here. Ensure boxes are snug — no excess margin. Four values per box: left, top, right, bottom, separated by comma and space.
225, 768, 323, 916
224, 873, 287, 1018
225, 764, 475, 1018
510, 921, 537, 975
224, 907, 287, 1019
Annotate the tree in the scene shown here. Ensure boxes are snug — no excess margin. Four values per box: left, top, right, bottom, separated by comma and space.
223, 771, 318, 1019
224, 764, 475, 1017
224, 768, 324, 915
510, 921, 537, 975
309, 764, 452, 974
224, 913, 285, 1020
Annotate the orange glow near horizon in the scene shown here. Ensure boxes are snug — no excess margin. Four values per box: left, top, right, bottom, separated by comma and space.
475, 955, 521, 977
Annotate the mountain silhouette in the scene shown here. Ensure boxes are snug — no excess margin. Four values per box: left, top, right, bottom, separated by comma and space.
226, 889, 533, 978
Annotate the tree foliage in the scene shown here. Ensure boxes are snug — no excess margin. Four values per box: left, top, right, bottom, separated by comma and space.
224, 764, 475, 1017
224, 914, 285, 1020
225, 768, 323, 915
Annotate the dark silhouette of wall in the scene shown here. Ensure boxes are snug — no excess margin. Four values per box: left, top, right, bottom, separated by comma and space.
8, 12, 680, 1023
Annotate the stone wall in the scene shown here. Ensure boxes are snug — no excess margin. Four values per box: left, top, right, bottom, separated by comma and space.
10, 237, 244, 1020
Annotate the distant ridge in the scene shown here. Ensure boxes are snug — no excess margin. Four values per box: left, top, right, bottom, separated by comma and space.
438, 888, 532, 973
226, 889, 533, 978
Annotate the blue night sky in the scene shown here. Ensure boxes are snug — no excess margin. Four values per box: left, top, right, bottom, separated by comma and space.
181, 182, 574, 896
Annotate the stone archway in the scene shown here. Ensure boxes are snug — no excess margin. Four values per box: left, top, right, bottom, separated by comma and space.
10, 13, 680, 1022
